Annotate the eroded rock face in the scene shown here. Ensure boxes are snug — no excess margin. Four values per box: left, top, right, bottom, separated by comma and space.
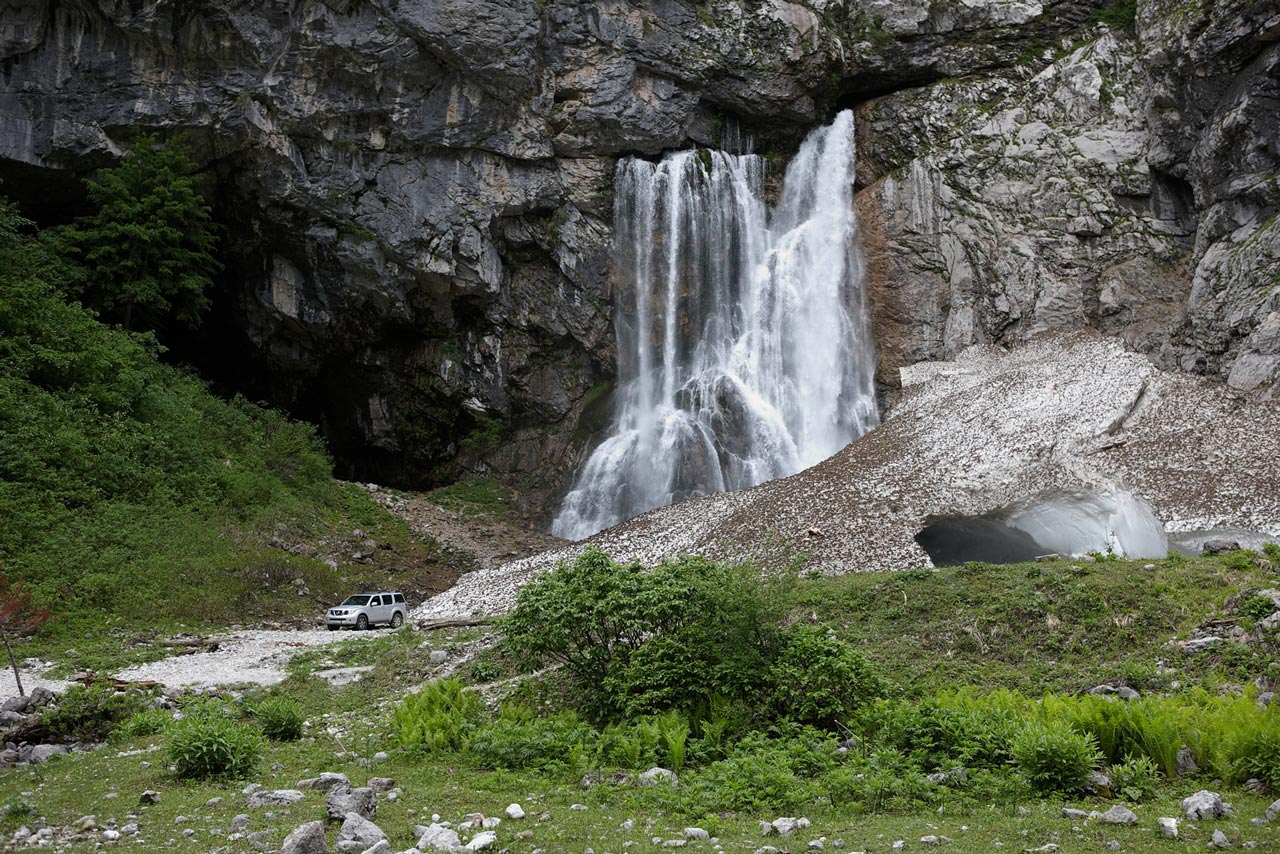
855, 3, 1280, 401
1, 1, 1276, 509
0, 0, 1138, 508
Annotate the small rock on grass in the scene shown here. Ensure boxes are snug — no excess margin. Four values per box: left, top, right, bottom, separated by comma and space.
1098, 805, 1137, 825
1157, 817, 1178, 839
1211, 828, 1232, 849
1265, 798, 1280, 822
505, 804, 525, 820
1183, 790, 1231, 821
326, 785, 376, 821
416, 824, 460, 852
684, 828, 709, 840
248, 789, 305, 808
465, 830, 496, 851
638, 767, 678, 787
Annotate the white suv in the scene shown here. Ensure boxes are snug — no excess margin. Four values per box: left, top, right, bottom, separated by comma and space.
326, 592, 407, 630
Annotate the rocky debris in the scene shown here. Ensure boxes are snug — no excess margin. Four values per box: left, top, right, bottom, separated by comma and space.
465, 830, 496, 851
1211, 828, 1233, 849
1267, 798, 1280, 822
326, 785, 376, 822
920, 835, 951, 845
638, 767, 678, 787
1097, 806, 1137, 825
418, 333, 1280, 617
28, 744, 68, 764
504, 804, 524, 820
247, 789, 305, 808
1061, 808, 1089, 820
282, 821, 330, 854
1183, 790, 1232, 821
1088, 684, 1140, 700
335, 813, 386, 853
1157, 817, 1178, 839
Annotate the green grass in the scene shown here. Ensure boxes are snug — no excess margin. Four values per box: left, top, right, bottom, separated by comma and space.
794, 554, 1277, 695
425, 477, 517, 518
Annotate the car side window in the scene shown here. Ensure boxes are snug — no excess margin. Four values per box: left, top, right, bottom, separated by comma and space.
394, 594, 404, 604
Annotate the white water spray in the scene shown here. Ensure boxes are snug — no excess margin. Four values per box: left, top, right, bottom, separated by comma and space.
553, 111, 878, 539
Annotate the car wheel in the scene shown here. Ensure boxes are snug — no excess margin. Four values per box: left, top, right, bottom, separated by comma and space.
391, 611, 403, 629
356, 614, 369, 631
327, 625, 338, 632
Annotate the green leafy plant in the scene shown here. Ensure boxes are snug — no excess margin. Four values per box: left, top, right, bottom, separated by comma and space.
1011, 720, 1102, 793
251, 695, 304, 741
166, 711, 264, 779
466, 708, 596, 773
1263, 542, 1280, 563
393, 678, 483, 754
1110, 754, 1160, 802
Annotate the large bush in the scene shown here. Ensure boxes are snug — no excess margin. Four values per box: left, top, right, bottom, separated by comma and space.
36, 683, 149, 742
769, 625, 883, 727
501, 549, 792, 721
1012, 720, 1102, 793
166, 711, 264, 779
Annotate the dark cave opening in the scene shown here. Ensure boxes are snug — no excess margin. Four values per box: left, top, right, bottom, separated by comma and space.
915, 514, 1049, 566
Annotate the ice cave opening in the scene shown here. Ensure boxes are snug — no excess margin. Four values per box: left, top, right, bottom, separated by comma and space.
915, 491, 1169, 566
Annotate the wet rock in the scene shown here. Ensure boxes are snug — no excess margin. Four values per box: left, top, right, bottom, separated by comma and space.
1202, 540, 1242, 556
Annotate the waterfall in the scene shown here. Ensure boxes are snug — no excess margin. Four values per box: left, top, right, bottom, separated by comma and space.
552, 110, 878, 540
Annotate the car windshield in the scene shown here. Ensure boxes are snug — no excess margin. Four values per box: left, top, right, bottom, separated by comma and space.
340, 595, 370, 606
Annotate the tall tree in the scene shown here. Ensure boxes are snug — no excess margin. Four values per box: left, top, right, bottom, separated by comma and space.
57, 133, 221, 330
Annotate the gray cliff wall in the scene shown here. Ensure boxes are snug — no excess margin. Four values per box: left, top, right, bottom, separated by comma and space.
2, 0, 1276, 515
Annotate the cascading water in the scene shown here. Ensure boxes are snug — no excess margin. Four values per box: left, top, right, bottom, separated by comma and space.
552, 110, 878, 540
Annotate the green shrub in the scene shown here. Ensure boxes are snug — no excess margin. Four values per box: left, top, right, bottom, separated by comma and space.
501, 549, 792, 721
1263, 542, 1280, 563
166, 712, 264, 779
1012, 720, 1101, 793
467, 708, 596, 773
393, 678, 483, 754
113, 708, 172, 741
251, 696, 304, 741
689, 750, 815, 812
37, 683, 148, 742
1111, 754, 1160, 802
769, 624, 883, 728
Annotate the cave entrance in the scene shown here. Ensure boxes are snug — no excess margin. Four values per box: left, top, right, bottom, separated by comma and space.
915, 515, 1047, 566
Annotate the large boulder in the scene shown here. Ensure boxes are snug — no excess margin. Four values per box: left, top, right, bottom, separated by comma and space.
326, 786, 376, 822
282, 821, 329, 854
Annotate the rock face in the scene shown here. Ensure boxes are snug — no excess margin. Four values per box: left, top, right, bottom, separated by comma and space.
856, 2, 1280, 402
1, 1, 1276, 509
417, 332, 1280, 617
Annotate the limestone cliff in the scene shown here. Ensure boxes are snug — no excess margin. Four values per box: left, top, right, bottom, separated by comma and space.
2, 0, 1276, 513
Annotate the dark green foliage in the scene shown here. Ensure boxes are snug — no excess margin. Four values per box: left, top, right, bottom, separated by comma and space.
686, 731, 836, 813
501, 549, 791, 721
251, 696, 304, 741
769, 625, 883, 727
113, 708, 172, 741
50, 133, 220, 330
1263, 542, 1280, 563
166, 708, 264, 779
0, 188, 336, 620
1089, 0, 1137, 32
36, 684, 148, 742
467, 708, 596, 773
393, 678, 484, 753
1011, 720, 1102, 793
